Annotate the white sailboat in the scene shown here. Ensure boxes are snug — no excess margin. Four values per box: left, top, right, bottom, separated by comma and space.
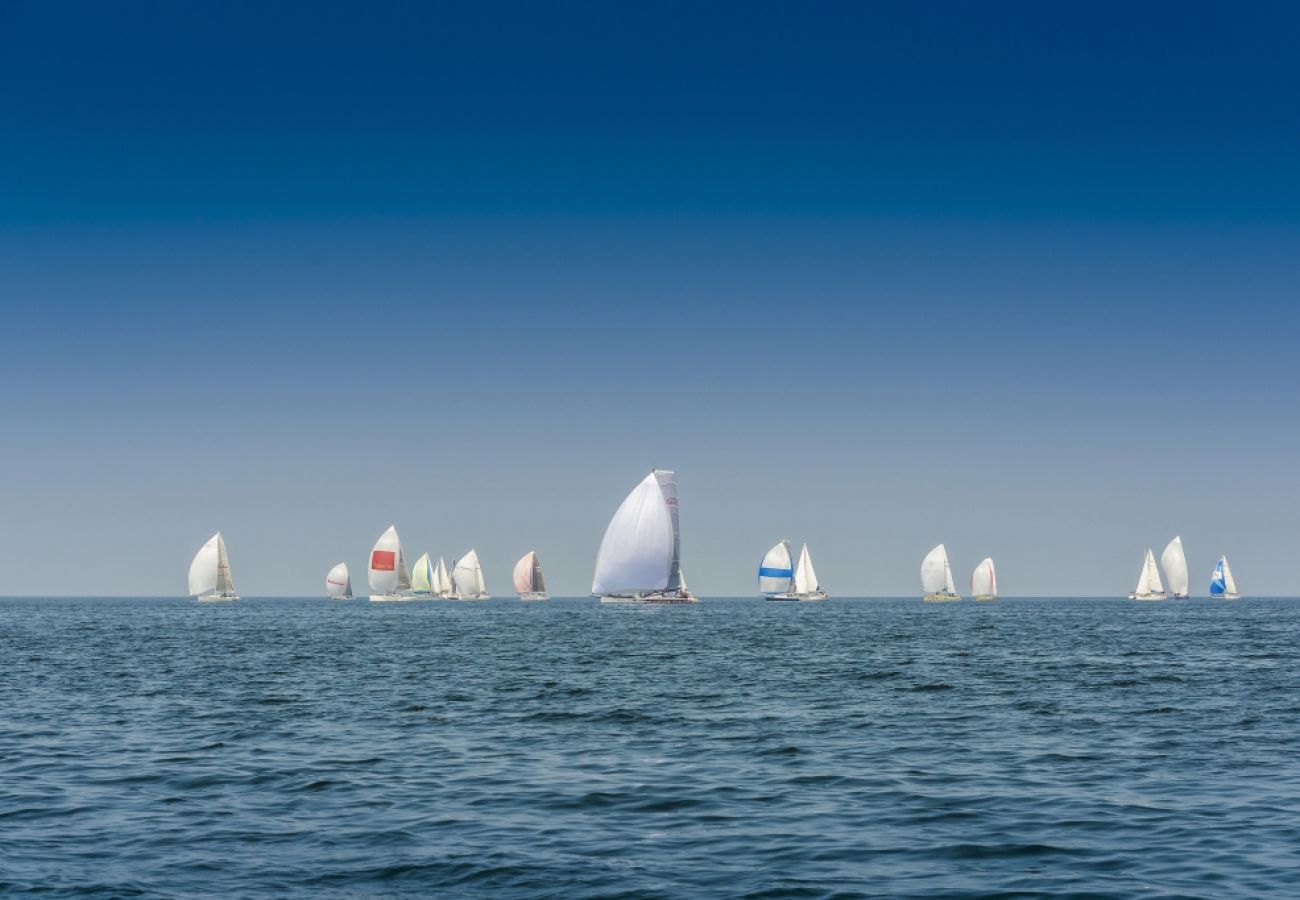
452, 549, 491, 599
758, 540, 795, 599
432, 556, 455, 599
921, 543, 960, 601
513, 550, 549, 600
410, 552, 436, 597
592, 469, 697, 604
1131, 548, 1167, 600
1161, 536, 1190, 599
325, 562, 353, 599
971, 557, 997, 601
1210, 556, 1241, 599
368, 525, 415, 601
189, 532, 239, 601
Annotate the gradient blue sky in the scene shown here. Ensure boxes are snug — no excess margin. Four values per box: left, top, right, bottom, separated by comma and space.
2, 1, 1298, 596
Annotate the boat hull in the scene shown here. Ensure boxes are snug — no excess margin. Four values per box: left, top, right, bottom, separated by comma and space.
197, 593, 240, 602
923, 592, 961, 602
599, 592, 699, 605
974, 594, 997, 602
1132, 592, 1167, 601
369, 593, 419, 602
765, 592, 828, 602
453, 593, 492, 601
518, 592, 549, 601
1212, 593, 1242, 600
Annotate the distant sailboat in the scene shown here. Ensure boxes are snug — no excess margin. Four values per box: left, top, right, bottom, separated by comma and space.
189, 532, 239, 601
759, 540, 795, 599
432, 556, 454, 599
592, 469, 698, 604
1131, 548, 1167, 600
513, 551, 549, 600
369, 525, 415, 601
452, 549, 491, 599
1161, 536, 1190, 599
410, 552, 436, 597
971, 557, 997, 601
325, 562, 353, 599
921, 544, 960, 601
1210, 556, 1241, 599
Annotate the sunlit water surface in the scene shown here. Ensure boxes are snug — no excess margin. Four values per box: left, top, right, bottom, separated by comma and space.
2, 597, 1299, 897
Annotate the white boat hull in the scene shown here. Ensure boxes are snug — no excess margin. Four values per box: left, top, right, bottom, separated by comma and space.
974, 594, 997, 602
765, 591, 828, 602
518, 592, 549, 601
197, 592, 240, 602
369, 593, 419, 602
599, 592, 699, 605
1212, 593, 1242, 600
923, 592, 961, 602
1132, 592, 1167, 601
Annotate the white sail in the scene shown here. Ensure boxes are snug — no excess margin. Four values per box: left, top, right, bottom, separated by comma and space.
325, 562, 352, 598
759, 541, 794, 594
513, 551, 536, 593
920, 544, 950, 595
1222, 556, 1239, 595
592, 471, 673, 594
433, 557, 451, 595
368, 525, 403, 595
654, 470, 683, 590
971, 558, 997, 597
411, 553, 434, 593
1161, 536, 1189, 597
793, 544, 820, 594
1135, 548, 1165, 596
188, 533, 220, 596
453, 549, 487, 597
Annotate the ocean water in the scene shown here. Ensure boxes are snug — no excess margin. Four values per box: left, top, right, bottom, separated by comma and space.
2, 597, 1299, 898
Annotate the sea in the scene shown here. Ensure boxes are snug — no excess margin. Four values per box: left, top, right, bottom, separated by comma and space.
2, 596, 1298, 898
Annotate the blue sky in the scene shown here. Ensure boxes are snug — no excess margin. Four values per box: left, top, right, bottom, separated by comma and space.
1, 1, 1298, 595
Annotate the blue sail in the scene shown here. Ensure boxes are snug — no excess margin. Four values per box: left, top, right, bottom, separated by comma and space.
1210, 559, 1226, 596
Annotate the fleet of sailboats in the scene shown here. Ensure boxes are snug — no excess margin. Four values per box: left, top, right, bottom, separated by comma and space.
921, 544, 960, 602
188, 532, 239, 602
452, 549, 490, 599
759, 541, 827, 600
513, 551, 549, 600
1210, 556, 1240, 599
971, 558, 997, 601
592, 469, 697, 603
325, 562, 352, 599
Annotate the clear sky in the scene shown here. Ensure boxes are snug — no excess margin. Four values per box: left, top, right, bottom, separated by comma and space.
2, 1, 1298, 596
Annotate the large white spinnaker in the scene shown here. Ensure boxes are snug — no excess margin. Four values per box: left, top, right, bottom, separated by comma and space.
592, 469, 695, 602
758, 541, 794, 595
453, 549, 489, 599
325, 562, 352, 599
189, 532, 239, 601
971, 557, 997, 600
1161, 536, 1190, 598
368, 525, 412, 600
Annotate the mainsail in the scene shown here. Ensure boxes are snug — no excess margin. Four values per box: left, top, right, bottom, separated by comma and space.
433, 557, 452, 596
759, 541, 794, 594
793, 544, 820, 594
1161, 536, 1189, 597
325, 562, 352, 598
591, 471, 674, 594
1135, 548, 1165, 596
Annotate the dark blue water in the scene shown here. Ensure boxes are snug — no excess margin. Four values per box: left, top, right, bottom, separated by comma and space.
2, 597, 1299, 897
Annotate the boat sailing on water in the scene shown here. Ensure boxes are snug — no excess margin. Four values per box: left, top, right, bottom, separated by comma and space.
432, 557, 454, 598
410, 552, 437, 597
971, 557, 997, 601
593, 469, 697, 604
325, 562, 353, 599
1210, 556, 1241, 599
1130, 548, 1166, 600
921, 544, 960, 601
1161, 536, 1190, 599
759, 541, 827, 600
513, 551, 549, 600
368, 525, 414, 601
189, 532, 240, 601
452, 549, 491, 599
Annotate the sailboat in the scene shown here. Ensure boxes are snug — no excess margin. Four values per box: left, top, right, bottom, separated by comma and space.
1210, 556, 1241, 599
592, 469, 697, 604
513, 550, 549, 600
921, 544, 960, 601
1131, 548, 1167, 600
368, 525, 415, 601
189, 532, 239, 601
452, 549, 491, 599
432, 556, 455, 599
971, 557, 997, 601
1161, 536, 1190, 599
410, 552, 436, 598
758, 540, 795, 599
325, 562, 353, 599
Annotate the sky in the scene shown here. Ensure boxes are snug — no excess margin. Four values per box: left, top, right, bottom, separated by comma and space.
1, 1, 1298, 596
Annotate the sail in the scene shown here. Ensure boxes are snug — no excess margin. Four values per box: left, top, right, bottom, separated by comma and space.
396, 545, 411, 591
759, 541, 794, 594
1210, 557, 1226, 596
591, 471, 673, 594
1161, 536, 1189, 596
1222, 556, 1238, 594
214, 533, 235, 594
971, 558, 996, 596
434, 557, 451, 594
944, 557, 956, 594
1140, 548, 1164, 594
368, 525, 403, 594
188, 533, 221, 596
454, 549, 484, 595
654, 470, 682, 591
920, 544, 949, 594
793, 544, 820, 593
411, 553, 434, 592
532, 554, 546, 593
513, 551, 536, 593
326, 562, 351, 598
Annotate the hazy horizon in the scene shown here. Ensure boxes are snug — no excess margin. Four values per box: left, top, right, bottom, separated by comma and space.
2, 3, 1297, 597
